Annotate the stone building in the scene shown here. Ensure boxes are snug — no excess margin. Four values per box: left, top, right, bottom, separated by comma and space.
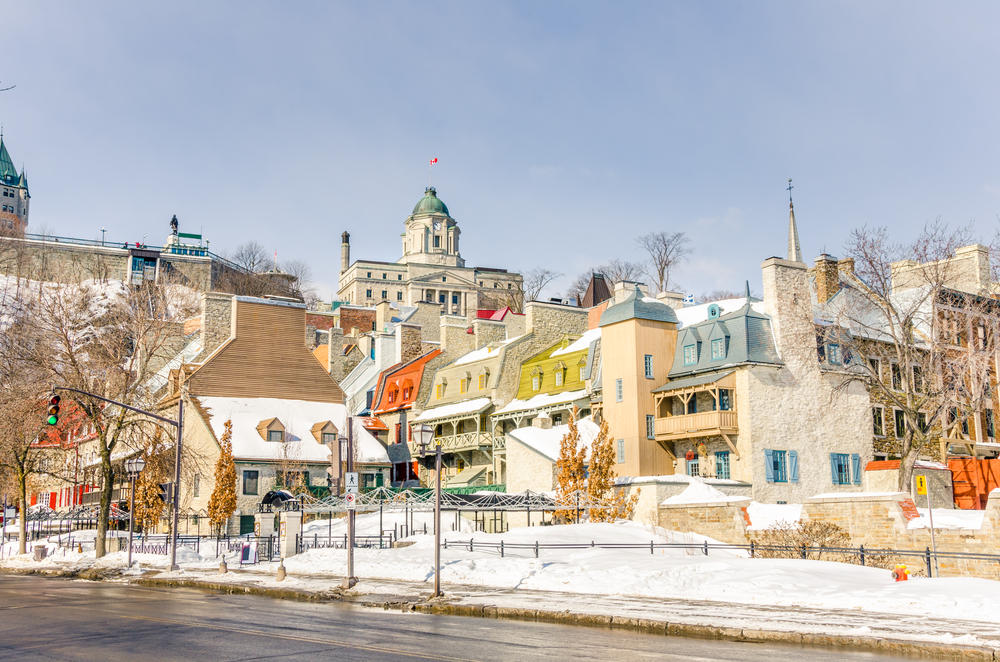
337, 187, 523, 313
0, 132, 29, 233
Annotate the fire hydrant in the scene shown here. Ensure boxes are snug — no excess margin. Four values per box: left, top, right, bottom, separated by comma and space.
891, 564, 910, 582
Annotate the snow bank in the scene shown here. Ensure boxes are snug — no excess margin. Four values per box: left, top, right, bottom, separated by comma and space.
661, 476, 746, 505
746, 502, 803, 530
908, 508, 986, 531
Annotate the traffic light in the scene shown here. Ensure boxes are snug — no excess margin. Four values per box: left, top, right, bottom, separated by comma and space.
157, 482, 174, 505
46, 395, 61, 426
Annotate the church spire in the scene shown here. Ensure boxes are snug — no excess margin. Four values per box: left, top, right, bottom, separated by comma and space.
787, 178, 803, 263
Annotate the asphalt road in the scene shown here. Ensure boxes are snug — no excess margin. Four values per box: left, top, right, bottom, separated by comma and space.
0, 574, 911, 661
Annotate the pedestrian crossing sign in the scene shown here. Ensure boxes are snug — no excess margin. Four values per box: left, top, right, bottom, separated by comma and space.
915, 475, 927, 495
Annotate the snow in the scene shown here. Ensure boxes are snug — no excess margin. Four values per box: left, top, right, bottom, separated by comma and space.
412, 397, 492, 422
670, 297, 768, 329
661, 476, 748, 505
617, 474, 744, 486
493, 389, 589, 415
746, 502, 803, 530
550, 328, 600, 358
452, 335, 524, 366
908, 508, 986, 531
506, 417, 602, 462
196, 396, 389, 463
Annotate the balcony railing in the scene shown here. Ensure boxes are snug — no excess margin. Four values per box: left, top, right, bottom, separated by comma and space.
655, 410, 738, 440
409, 431, 492, 454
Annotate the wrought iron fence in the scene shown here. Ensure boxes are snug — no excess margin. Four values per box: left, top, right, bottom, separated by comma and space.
296, 533, 394, 554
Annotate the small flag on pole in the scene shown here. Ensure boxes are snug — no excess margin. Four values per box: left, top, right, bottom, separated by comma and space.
430, 158, 438, 165
429, 158, 438, 186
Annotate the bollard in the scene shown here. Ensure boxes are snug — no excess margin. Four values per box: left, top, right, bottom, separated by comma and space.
925, 547, 933, 578
276, 561, 286, 582
534, 541, 539, 558
703, 541, 709, 556
219, 559, 228, 575
500, 540, 504, 558
859, 544, 865, 567
650, 541, 654, 555
749, 540, 755, 558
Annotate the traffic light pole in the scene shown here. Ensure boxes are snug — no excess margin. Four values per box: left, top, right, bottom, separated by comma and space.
53, 387, 184, 570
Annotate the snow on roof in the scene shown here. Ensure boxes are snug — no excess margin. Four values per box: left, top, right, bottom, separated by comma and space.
671, 297, 767, 329
413, 397, 492, 422
493, 389, 589, 415
453, 335, 525, 366
506, 417, 601, 463
660, 476, 750, 505
551, 328, 601, 358
196, 396, 389, 464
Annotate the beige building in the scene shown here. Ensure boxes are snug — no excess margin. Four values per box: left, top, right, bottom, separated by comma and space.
337, 187, 523, 313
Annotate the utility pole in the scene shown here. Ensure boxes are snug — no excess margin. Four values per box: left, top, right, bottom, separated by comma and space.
342, 417, 357, 589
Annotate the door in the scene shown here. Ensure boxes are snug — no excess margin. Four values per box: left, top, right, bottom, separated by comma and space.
239, 515, 255, 535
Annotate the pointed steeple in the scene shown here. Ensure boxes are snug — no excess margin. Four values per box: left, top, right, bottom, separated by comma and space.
0, 135, 18, 185
786, 179, 803, 263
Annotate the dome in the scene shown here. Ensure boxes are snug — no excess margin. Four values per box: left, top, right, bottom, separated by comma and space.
411, 187, 449, 216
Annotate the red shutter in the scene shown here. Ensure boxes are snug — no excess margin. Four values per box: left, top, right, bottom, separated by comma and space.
30, 494, 37, 506
50, 493, 57, 509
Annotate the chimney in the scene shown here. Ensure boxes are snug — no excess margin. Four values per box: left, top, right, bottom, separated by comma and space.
395, 322, 423, 364
761, 256, 811, 365
341, 231, 350, 276
814, 254, 840, 304
376, 300, 392, 333
472, 318, 506, 347
327, 327, 345, 381
838, 257, 855, 275
440, 314, 475, 356
613, 281, 648, 303
532, 412, 553, 429
656, 291, 685, 310
200, 292, 235, 357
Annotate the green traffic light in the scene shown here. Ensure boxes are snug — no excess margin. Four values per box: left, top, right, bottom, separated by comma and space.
47, 415, 58, 425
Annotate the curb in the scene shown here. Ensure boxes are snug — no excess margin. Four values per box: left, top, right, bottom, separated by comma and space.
128, 575, 998, 661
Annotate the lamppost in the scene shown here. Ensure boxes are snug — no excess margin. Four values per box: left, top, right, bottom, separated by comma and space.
416, 424, 441, 598
124, 457, 146, 568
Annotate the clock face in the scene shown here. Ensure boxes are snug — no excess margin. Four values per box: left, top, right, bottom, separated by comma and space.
433, 221, 441, 231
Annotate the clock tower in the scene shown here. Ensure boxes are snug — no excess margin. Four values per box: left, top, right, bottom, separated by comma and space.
400, 187, 464, 268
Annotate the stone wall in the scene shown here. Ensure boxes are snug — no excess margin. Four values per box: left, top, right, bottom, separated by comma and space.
200, 292, 234, 357
440, 314, 476, 357
472, 318, 507, 347
408, 301, 444, 342
658, 498, 752, 545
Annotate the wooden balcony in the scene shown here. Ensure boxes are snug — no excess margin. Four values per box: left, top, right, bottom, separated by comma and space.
409, 432, 492, 455
655, 410, 738, 441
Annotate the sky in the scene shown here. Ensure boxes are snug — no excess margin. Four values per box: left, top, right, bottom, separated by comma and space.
2, 2, 999, 301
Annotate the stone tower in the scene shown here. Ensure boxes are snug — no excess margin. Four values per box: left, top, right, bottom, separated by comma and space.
0, 132, 30, 233
400, 187, 464, 268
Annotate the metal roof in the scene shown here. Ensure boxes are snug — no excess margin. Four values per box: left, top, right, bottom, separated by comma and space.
599, 285, 679, 326
411, 187, 450, 216
669, 302, 782, 377
652, 370, 735, 393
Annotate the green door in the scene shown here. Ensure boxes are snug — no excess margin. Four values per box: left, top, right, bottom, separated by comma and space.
376, 473, 384, 487
239, 515, 255, 535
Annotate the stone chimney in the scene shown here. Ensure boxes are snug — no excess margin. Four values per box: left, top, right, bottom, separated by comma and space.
408, 301, 443, 342
532, 411, 553, 429
761, 256, 812, 366
341, 231, 350, 276
613, 281, 649, 303
440, 314, 475, 356
525, 301, 589, 338
472, 319, 506, 347
200, 292, 235, 357
327, 327, 345, 381
375, 300, 392, 333
395, 322, 423, 364
656, 291, 685, 310
814, 254, 840, 304
838, 257, 855, 275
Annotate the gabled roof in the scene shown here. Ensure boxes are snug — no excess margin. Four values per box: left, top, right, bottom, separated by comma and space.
582, 273, 612, 308
668, 301, 782, 378
599, 285, 679, 326
475, 306, 520, 321
372, 349, 443, 414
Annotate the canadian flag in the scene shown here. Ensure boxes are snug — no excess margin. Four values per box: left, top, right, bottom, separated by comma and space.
430, 158, 438, 165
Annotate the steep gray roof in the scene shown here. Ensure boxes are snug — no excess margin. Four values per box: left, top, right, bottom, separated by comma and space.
667, 302, 782, 378
599, 286, 679, 327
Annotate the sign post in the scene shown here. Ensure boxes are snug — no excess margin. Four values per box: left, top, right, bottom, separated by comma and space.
341, 418, 358, 589
914, 474, 939, 578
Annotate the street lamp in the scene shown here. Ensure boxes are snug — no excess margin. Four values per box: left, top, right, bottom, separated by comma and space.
124, 457, 146, 568
415, 424, 441, 598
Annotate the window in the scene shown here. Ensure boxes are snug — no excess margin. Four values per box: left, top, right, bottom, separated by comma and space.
615, 379, 623, 402
381, 290, 387, 299
366, 272, 371, 278
894, 409, 905, 436
479, 374, 487, 390
917, 412, 928, 433
460, 379, 468, 394
193, 474, 200, 498
439, 293, 446, 303
718, 389, 732, 411
397, 292, 403, 301
436, 383, 444, 399
715, 452, 730, 480
711, 338, 725, 360
267, 430, 283, 442
766, 450, 788, 483
644, 355, 654, 378
382, 273, 387, 279
388, 389, 397, 404
532, 375, 540, 391
872, 407, 884, 437
243, 470, 259, 495
434, 236, 441, 248
912, 366, 923, 392
580, 366, 586, 381
687, 458, 699, 477
366, 289, 372, 299
403, 386, 411, 400
322, 432, 337, 445
646, 415, 654, 439
827, 343, 842, 365
686, 397, 697, 415
398, 274, 403, 280
891, 363, 902, 390
442, 276, 447, 282
988, 409, 995, 439
617, 439, 625, 463
555, 370, 564, 387
452, 294, 459, 304
683, 345, 696, 366
869, 358, 881, 380
831, 453, 850, 484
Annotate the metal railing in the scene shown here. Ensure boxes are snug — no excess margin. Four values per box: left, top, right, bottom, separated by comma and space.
296, 533, 395, 554
441, 539, 1000, 577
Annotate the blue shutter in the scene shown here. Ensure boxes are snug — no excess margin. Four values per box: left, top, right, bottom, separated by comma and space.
764, 449, 774, 482
851, 454, 862, 485
789, 451, 799, 483
830, 453, 839, 484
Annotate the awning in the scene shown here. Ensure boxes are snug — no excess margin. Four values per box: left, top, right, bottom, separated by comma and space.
448, 466, 487, 487
359, 416, 388, 431
413, 397, 492, 423
652, 370, 735, 393
493, 389, 589, 416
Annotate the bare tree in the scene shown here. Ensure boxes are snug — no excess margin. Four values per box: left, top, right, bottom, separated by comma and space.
478, 269, 557, 314
565, 269, 596, 306
832, 221, 995, 491
282, 259, 319, 308
230, 241, 270, 274
698, 288, 757, 303
637, 231, 691, 293
602, 258, 645, 287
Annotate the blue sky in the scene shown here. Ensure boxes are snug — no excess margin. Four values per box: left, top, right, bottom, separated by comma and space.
2, 2, 999, 300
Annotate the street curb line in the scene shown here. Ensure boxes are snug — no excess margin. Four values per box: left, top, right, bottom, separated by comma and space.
126, 576, 999, 661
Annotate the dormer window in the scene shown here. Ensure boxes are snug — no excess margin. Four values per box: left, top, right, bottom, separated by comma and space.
827, 343, 842, 365
711, 338, 726, 360
683, 344, 697, 366
258, 418, 286, 442
531, 367, 543, 391
267, 430, 283, 442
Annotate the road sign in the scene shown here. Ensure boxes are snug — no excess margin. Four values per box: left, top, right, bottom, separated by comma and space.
345, 492, 356, 510
915, 475, 928, 496
345, 472, 359, 494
